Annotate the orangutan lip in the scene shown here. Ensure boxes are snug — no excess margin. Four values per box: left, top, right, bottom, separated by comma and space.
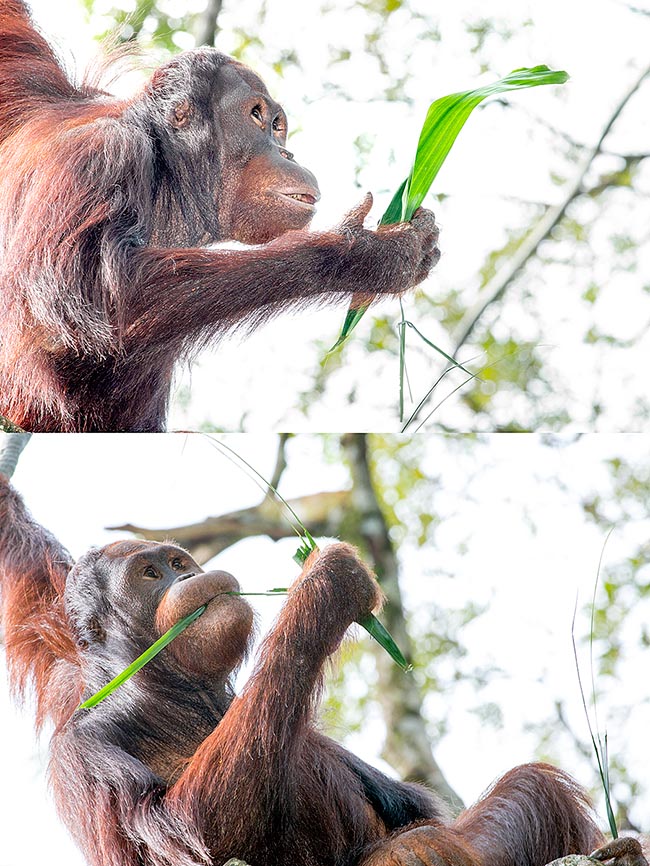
180, 572, 241, 600
200, 591, 241, 612
276, 190, 319, 209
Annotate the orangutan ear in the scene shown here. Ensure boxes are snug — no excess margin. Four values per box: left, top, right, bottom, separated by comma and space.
149, 60, 195, 130
170, 99, 192, 129
75, 614, 106, 648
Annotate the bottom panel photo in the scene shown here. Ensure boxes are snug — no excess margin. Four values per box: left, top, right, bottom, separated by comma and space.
0, 433, 648, 866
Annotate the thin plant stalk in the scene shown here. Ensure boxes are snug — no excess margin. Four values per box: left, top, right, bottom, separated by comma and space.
399, 300, 407, 422
403, 320, 476, 373
400, 351, 484, 433
397, 319, 479, 423
203, 436, 317, 560
410, 373, 477, 433
571, 527, 618, 839
403, 343, 538, 432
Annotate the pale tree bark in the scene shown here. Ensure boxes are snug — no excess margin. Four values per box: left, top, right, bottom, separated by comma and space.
0, 433, 31, 476
340, 433, 463, 812
109, 489, 351, 566
195, 0, 223, 47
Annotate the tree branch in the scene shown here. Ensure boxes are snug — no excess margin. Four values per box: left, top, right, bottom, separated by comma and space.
108, 490, 351, 565
0, 433, 32, 478
269, 433, 291, 491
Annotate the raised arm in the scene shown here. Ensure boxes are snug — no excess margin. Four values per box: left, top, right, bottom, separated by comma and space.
125, 199, 440, 354
169, 543, 382, 813
0, 435, 77, 727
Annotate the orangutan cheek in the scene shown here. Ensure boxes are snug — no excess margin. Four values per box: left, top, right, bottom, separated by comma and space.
159, 597, 254, 678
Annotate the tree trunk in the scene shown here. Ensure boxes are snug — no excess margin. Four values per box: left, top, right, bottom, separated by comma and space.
195, 0, 223, 47
340, 433, 464, 812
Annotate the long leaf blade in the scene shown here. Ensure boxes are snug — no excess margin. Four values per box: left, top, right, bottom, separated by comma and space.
77, 604, 207, 710
358, 613, 412, 672
332, 65, 569, 348
402, 66, 569, 221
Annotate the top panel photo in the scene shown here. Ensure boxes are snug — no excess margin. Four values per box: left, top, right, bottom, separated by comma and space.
0, 0, 648, 433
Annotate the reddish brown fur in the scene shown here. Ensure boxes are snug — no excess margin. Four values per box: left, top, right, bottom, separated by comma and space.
0, 473, 615, 866
0, 474, 79, 728
591, 838, 649, 866
0, 1, 440, 431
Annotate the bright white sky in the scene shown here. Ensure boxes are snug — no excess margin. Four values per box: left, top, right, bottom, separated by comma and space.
1, 433, 649, 864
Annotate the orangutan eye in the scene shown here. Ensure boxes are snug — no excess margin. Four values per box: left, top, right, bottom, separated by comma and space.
251, 105, 264, 126
170, 558, 185, 570
143, 566, 160, 580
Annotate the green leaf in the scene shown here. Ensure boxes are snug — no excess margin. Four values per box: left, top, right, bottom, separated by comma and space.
77, 604, 207, 710
358, 613, 412, 672
77, 589, 292, 710
329, 307, 368, 352
78, 584, 409, 711
331, 65, 569, 348
293, 530, 318, 565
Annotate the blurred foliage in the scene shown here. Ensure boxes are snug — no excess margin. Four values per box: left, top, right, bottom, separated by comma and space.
84, 0, 193, 51
317, 433, 649, 825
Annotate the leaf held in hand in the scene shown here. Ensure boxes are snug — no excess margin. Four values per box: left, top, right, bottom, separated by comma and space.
293, 538, 411, 671
79, 535, 409, 710
358, 613, 412, 672
332, 65, 569, 348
